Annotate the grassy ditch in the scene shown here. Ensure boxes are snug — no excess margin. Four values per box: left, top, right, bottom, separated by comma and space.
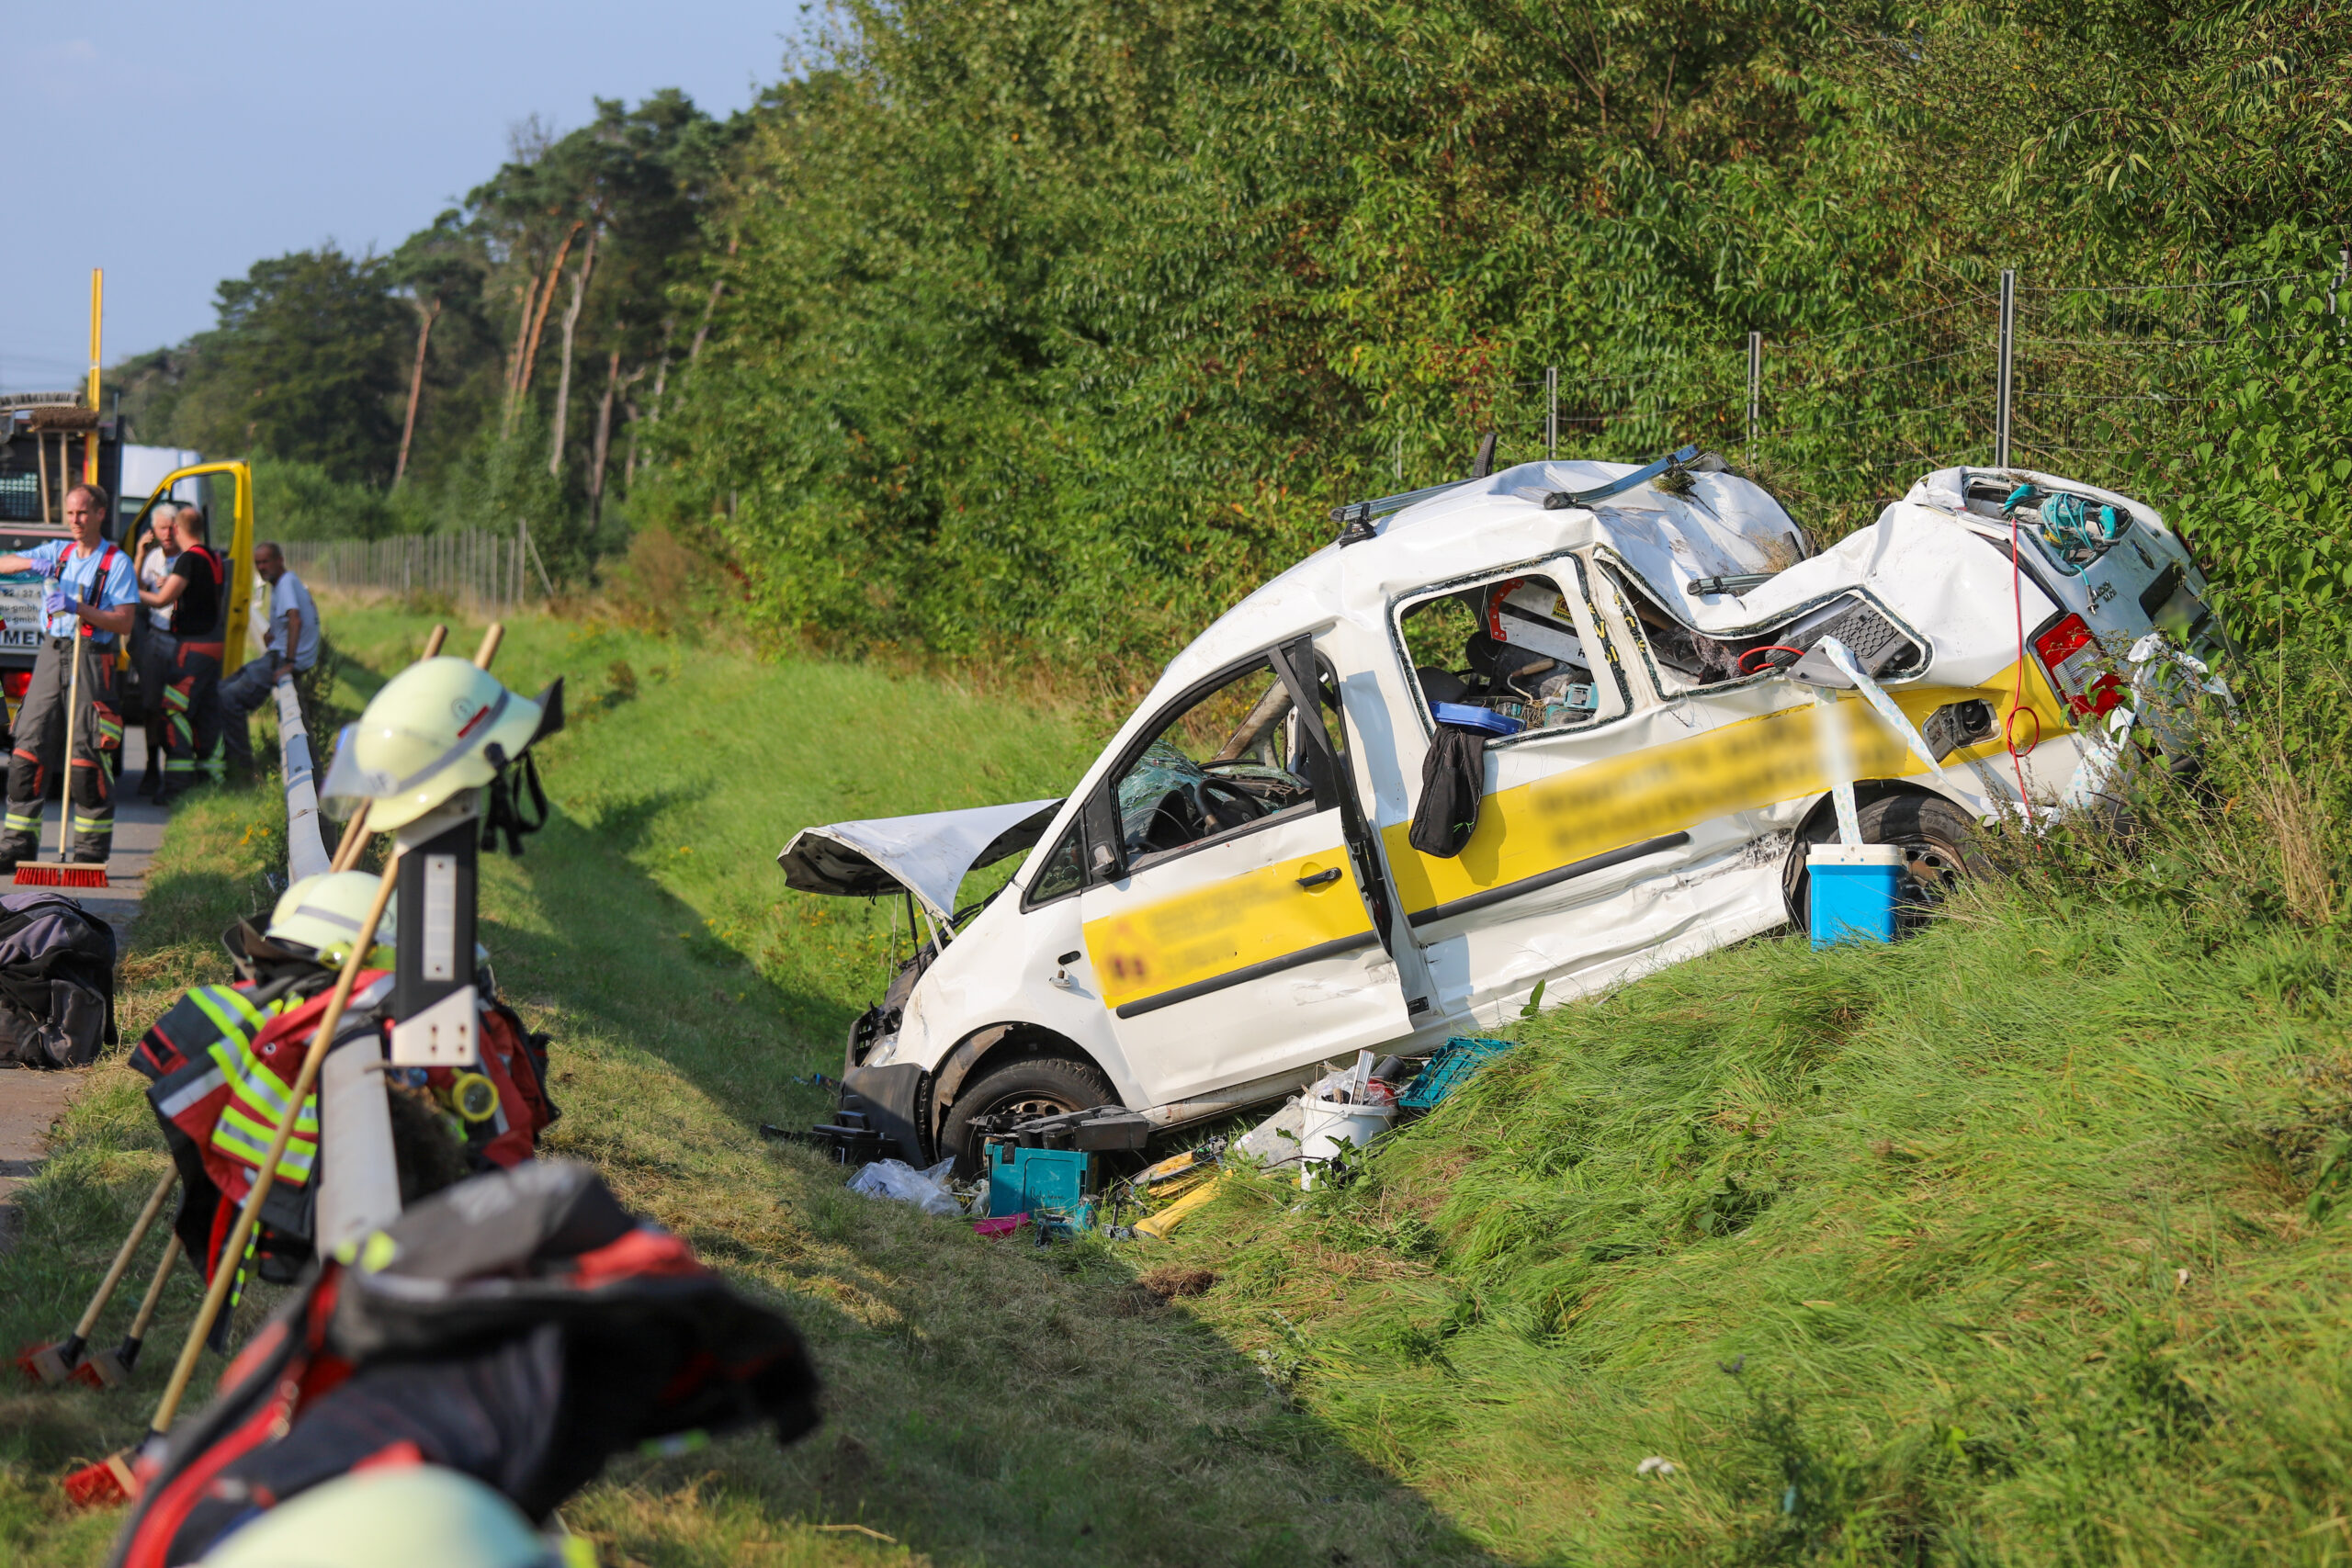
0, 604, 1491, 1568
6, 599, 2349, 1564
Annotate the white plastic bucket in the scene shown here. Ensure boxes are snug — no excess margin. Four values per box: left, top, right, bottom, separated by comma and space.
1297, 1096, 1396, 1188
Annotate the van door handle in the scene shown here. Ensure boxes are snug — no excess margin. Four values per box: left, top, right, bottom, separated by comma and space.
1295, 867, 1342, 889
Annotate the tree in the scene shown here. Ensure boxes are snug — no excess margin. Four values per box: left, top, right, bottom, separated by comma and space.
175, 247, 409, 485
388, 213, 485, 488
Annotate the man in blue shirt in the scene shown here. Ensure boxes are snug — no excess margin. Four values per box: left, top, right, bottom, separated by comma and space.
0, 483, 140, 867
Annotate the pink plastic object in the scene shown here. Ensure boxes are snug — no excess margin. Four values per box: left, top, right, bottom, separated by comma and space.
973, 1213, 1031, 1238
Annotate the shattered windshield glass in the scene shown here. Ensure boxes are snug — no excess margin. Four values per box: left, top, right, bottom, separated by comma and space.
1116, 740, 1207, 847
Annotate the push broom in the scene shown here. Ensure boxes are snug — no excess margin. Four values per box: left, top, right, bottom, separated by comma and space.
78, 1235, 185, 1389
17, 609, 108, 888
16, 1168, 175, 1384
62, 853, 400, 1507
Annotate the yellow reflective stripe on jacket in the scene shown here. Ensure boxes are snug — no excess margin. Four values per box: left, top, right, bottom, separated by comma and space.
188, 984, 273, 1051
208, 1038, 317, 1131
212, 1101, 318, 1183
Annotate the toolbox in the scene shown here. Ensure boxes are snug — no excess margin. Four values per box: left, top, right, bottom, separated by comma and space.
986, 1143, 1094, 1226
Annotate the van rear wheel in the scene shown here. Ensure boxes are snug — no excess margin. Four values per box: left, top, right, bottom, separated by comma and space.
1784, 793, 1987, 936
938, 1055, 1118, 1178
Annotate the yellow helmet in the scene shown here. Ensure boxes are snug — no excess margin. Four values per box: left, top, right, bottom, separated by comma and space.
266, 871, 397, 969
321, 658, 548, 831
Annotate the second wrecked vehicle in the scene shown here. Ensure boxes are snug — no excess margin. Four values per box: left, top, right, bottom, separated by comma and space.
784, 451, 2225, 1169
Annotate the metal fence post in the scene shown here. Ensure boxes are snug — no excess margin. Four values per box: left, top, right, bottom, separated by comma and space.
1544, 366, 1558, 459
1745, 332, 1761, 465
1995, 268, 2017, 468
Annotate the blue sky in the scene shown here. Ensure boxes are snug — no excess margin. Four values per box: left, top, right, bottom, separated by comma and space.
0, 1, 809, 395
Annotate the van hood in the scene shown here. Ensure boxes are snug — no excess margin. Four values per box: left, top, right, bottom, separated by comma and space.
777, 798, 1061, 922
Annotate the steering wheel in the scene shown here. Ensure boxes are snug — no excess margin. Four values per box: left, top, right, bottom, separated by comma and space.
1136, 786, 1208, 853
1197, 775, 1268, 829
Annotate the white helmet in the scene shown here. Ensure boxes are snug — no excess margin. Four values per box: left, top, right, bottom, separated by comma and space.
266, 871, 396, 969
321, 658, 548, 831
197, 1465, 574, 1568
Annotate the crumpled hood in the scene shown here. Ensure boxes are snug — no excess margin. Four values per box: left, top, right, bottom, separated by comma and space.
777, 798, 1061, 922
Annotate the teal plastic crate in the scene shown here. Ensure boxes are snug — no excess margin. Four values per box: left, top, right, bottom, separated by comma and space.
1396, 1036, 1515, 1112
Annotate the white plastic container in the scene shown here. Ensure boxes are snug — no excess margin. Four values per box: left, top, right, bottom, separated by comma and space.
1297, 1096, 1396, 1188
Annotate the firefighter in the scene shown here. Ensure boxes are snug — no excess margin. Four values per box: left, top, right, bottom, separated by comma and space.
135, 502, 228, 803
0, 482, 138, 869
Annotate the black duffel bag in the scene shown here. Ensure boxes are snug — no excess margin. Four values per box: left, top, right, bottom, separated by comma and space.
0, 891, 115, 1068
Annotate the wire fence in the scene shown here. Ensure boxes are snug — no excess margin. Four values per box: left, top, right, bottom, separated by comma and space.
1460, 263, 2344, 538
284, 525, 553, 611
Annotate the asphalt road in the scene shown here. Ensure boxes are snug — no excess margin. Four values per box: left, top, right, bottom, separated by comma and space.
0, 727, 170, 1247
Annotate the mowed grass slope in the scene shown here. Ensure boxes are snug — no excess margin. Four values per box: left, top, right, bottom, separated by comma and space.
8, 600, 2350, 1564
1, 604, 1491, 1568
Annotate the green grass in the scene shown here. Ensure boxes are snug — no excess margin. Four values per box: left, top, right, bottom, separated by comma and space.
8, 599, 2350, 1564
0, 602, 1495, 1567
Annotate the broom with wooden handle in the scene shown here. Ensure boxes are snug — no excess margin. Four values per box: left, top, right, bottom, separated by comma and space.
17, 590, 107, 889
16, 1168, 175, 1384
79, 1235, 186, 1389
62, 856, 400, 1507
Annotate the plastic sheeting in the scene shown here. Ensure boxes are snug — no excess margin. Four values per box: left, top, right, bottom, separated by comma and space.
777, 797, 1061, 922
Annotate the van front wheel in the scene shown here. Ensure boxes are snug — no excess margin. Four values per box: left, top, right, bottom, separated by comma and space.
937, 1055, 1118, 1177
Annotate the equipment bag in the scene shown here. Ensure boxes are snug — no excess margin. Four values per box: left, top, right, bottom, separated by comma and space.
111, 1162, 820, 1568
0, 891, 118, 1067
1408, 724, 1489, 859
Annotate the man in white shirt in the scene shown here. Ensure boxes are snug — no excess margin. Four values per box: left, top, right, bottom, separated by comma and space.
217, 541, 322, 785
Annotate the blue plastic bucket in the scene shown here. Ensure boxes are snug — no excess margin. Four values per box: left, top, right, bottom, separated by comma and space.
1807, 843, 1904, 947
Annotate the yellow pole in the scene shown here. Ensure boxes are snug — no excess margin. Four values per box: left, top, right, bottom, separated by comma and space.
85, 269, 102, 482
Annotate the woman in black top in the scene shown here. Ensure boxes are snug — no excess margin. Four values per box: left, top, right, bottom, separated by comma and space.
137, 507, 227, 802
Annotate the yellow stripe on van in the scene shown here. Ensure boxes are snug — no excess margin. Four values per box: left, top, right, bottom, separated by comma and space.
1385, 674, 2068, 918
1086, 852, 1373, 1010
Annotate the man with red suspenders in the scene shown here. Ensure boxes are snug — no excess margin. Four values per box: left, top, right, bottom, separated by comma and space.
136, 502, 227, 803
0, 483, 138, 868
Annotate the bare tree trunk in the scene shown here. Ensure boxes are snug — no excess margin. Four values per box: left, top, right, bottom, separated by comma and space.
684, 232, 739, 366
588, 349, 621, 528
546, 226, 599, 479
393, 295, 443, 488
510, 220, 584, 436
621, 399, 642, 492
499, 280, 537, 438
643, 315, 676, 428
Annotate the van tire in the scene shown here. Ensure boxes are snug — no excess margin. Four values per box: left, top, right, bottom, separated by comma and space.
1783, 791, 1987, 935
937, 1055, 1118, 1177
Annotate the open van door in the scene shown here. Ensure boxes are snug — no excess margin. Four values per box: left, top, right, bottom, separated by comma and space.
1077, 637, 1412, 1106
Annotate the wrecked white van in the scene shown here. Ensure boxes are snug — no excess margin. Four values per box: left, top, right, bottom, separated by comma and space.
783, 450, 2223, 1168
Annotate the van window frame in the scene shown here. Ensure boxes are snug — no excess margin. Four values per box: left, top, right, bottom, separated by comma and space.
1059, 643, 1353, 889
1385, 553, 1641, 749
1588, 547, 1935, 705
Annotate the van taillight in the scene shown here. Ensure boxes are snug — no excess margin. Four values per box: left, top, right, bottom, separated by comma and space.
2032, 614, 2123, 718
1, 672, 28, 700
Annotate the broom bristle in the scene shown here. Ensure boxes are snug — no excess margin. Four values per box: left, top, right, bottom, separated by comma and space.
17, 1340, 75, 1385
60, 1452, 137, 1507
12, 863, 107, 888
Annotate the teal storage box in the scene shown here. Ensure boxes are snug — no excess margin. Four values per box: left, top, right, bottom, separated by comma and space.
987, 1145, 1093, 1220
1808, 843, 1904, 947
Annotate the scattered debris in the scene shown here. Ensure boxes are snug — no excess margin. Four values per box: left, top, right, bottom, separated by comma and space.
1635, 1457, 1680, 1478
1235, 1100, 1308, 1165
847, 1156, 962, 1218
973, 1213, 1029, 1239
1134, 1174, 1230, 1240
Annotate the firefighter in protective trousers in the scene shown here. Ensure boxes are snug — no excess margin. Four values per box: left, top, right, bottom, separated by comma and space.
0, 483, 139, 868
